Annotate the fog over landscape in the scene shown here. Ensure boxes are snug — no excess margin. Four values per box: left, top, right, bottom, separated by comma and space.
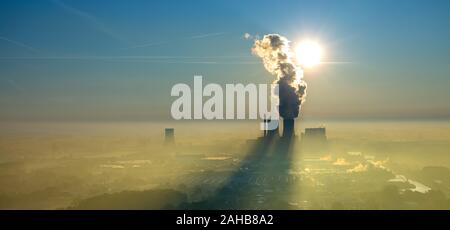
1, 0, 450, 212
1, 119, 450, 210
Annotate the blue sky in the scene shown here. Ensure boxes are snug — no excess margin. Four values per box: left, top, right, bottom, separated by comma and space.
1, 0, 450, 121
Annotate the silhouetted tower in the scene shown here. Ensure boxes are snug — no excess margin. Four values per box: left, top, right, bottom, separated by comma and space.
282, 119, 295, 137
165, 128, 175, 145
301, 127, 327, 153
301, 127, 326, 142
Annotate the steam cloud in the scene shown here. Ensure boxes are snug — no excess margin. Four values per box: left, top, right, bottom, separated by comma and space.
252, 34, 307, 119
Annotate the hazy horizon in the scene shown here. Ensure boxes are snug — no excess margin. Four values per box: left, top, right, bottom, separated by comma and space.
1, 0, 450, 211
1, 0, 450, 122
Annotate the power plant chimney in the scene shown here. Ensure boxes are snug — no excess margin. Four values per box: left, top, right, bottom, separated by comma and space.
282, 119, 294, 137
164, 128, 175, 145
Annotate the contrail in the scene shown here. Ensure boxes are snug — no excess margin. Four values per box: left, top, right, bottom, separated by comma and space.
0, 36, 38, 53
0, 55, 254, 60
0, 55, 260, 65
188, 32, 225, 39
126, 32, 226, 49
51, 0, 126, 43
126, 41, 169, 49
111, 60, 260, 65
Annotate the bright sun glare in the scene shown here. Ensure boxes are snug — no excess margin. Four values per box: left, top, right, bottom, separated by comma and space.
295, 41, 322, 68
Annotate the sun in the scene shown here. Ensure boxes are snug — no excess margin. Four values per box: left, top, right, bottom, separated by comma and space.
295, 40, 322, 68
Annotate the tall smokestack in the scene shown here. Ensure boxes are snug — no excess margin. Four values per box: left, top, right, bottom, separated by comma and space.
282, 119, 294, 137
164, 128, 175, 145
252, 34, 308, 140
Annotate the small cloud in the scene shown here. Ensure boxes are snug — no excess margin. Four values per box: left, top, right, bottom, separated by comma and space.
347, 163, 368, 173
347, 152, 362, 156
388, 175, 408, 183
243, 32, 252, 40
100, 164, 124, 169
333, 158, 351, 166
319, 155, 332, 161
368, 158, 389, 170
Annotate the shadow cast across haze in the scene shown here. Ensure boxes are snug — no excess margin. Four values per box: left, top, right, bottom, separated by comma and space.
181, 132, 299, 209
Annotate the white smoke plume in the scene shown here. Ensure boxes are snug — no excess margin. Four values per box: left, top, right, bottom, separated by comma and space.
252, 34, 307, 119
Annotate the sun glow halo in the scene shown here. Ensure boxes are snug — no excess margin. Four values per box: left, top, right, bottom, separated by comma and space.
296, 41, 322, 68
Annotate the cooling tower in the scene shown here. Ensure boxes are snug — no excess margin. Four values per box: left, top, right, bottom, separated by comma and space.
282, 119, 294, 137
